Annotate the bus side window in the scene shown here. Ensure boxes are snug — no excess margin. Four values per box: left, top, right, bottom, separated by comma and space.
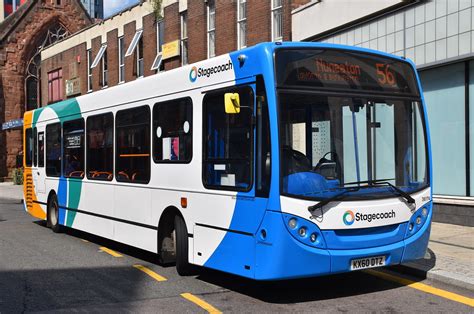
46, 123, 61, 177
63, 119, 85, 179
116, 105, 150, 184
203, 86, 254, 191
38, 132, 45, 168
25, 128, 33, 167
33, 128, 37, 167
87, 113, 114, 181
153, 97, 192, 163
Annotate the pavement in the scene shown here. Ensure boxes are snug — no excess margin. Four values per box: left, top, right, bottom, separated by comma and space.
1, 182, 472, 291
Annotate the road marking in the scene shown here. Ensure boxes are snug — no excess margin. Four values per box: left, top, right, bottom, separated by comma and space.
81, 239, 89, 243
133, 264, 167, 282
365, 269, 474, 307
181, 293, 222, 314
99, 246, 122, 257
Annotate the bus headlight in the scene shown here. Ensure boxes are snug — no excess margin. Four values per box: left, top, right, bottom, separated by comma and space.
288, 218, 297, 229
422, 207, 428, 217
298, 227, 307, 237
416, 216, 422, 225
408, 223, 414, 231
283, 214, 326, 248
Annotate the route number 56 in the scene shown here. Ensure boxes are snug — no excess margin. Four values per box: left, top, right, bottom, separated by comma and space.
376, 63, 396, 86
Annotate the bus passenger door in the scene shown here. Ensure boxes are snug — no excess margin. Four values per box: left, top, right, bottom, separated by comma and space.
35, 129, 46, 194
194, 82, 269, 277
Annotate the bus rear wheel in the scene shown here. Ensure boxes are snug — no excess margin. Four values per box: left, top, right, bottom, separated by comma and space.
174, 215, 196, 276
48, 195, 63, 233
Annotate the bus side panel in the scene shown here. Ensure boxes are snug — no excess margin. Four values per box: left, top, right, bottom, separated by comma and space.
64, 181, 114, 240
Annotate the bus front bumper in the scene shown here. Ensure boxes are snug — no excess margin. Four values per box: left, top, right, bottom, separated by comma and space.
254, 210, 432, 280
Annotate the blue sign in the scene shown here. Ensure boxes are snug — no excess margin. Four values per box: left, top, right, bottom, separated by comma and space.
2, 119, 23, 131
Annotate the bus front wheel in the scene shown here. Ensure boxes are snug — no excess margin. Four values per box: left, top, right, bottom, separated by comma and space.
47, 195, 63, 233
174, 215, 196, 276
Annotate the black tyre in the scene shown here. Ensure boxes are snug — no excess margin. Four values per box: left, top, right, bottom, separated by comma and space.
48, 195, 63, 233
174, 215, 195, 276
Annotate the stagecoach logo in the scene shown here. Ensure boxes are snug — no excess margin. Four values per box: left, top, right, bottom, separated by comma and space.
189, 60, 233, 83
343, 209, 396, 225
343, 210, 355, 225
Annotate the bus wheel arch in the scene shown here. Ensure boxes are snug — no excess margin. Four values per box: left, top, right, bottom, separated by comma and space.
157, 206, 195, 275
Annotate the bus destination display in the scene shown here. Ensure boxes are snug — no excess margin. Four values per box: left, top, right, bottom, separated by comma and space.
276, 49, 419, 95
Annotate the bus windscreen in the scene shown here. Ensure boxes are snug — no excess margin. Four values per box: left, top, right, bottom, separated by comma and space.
275, 49, 419, 96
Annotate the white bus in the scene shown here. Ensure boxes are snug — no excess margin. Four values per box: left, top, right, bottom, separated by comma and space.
24, 42, 432, 280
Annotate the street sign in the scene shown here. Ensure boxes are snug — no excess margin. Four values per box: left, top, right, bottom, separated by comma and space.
2, 118, 23, 131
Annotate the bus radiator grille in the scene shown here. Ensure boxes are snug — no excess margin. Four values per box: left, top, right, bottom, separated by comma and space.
25, 174, 33, 211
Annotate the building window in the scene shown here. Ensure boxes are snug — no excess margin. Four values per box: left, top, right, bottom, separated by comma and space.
116, 106, 150, 183
271, 0, 283, 42
151, 20, 164, 72
136, 36, 144, 78
47, 69, 63, 104
46, 123, 61, 177
207, 0, 216, 58
237, 0, 246, 49
87, 49, 93, 91
203, 86, 254, 191
420, 63, 466, 196
153, 97, 192, 163
181, 11, 188, 65
63, 119, 85, 179
101, 49, 108, 87
87, 113, 113, 181
118, 37, 125, 83
125, 29, 143, 57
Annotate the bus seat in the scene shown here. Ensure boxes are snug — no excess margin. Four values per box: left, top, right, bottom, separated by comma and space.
69, 171, 84, 178
117, 171, 130, 181
131, 172, 139, 181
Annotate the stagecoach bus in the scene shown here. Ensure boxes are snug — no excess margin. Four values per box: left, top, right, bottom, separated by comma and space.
23, 42, 432, 280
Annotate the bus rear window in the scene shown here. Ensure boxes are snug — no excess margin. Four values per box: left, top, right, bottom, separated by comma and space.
275, 49, 419, 96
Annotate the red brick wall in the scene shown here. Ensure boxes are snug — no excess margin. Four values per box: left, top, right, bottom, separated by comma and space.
247, 0, 271, 46
187, 0, 207, 63
107, 29, 119, 87
91, 36, 103, 91
163, 2, 180, 71
143, 14, 158, 77
215, 0, 236, 55
123, 20, 137, 82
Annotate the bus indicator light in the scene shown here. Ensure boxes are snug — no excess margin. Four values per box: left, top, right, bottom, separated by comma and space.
288, 218, 297, 229
181, 197, 188, 208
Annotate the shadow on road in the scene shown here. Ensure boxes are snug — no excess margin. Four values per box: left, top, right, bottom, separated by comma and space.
30, 219, 428, 305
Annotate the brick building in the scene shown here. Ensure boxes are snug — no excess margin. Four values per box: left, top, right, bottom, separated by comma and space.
0, 0, 91, 179
39, 0, 310, 106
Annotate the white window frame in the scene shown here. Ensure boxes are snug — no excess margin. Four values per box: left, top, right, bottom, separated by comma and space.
207, 0, 216, 58
237, 0, 247, 49
118, 36, 125, 83
271, 0, 283, 42
125, 29, 143, 57
180, 12, 188, 65
87, 49, 93, 92
136, 36, 144, 78
91, 43, 107, 69
101, 49, 108, 88
151, 20, 164, 71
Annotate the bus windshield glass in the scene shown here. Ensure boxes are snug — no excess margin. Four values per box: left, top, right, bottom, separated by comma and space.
276, 49, 428, 200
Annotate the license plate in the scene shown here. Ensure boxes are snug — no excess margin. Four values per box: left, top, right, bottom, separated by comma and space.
350, 256, 386, 271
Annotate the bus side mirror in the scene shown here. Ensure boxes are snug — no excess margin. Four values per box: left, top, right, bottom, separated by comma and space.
224, 93, 240, 114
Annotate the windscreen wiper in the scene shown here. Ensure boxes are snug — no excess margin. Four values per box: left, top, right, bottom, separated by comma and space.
308, 187, 359, 213
367, 180, 415, 205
